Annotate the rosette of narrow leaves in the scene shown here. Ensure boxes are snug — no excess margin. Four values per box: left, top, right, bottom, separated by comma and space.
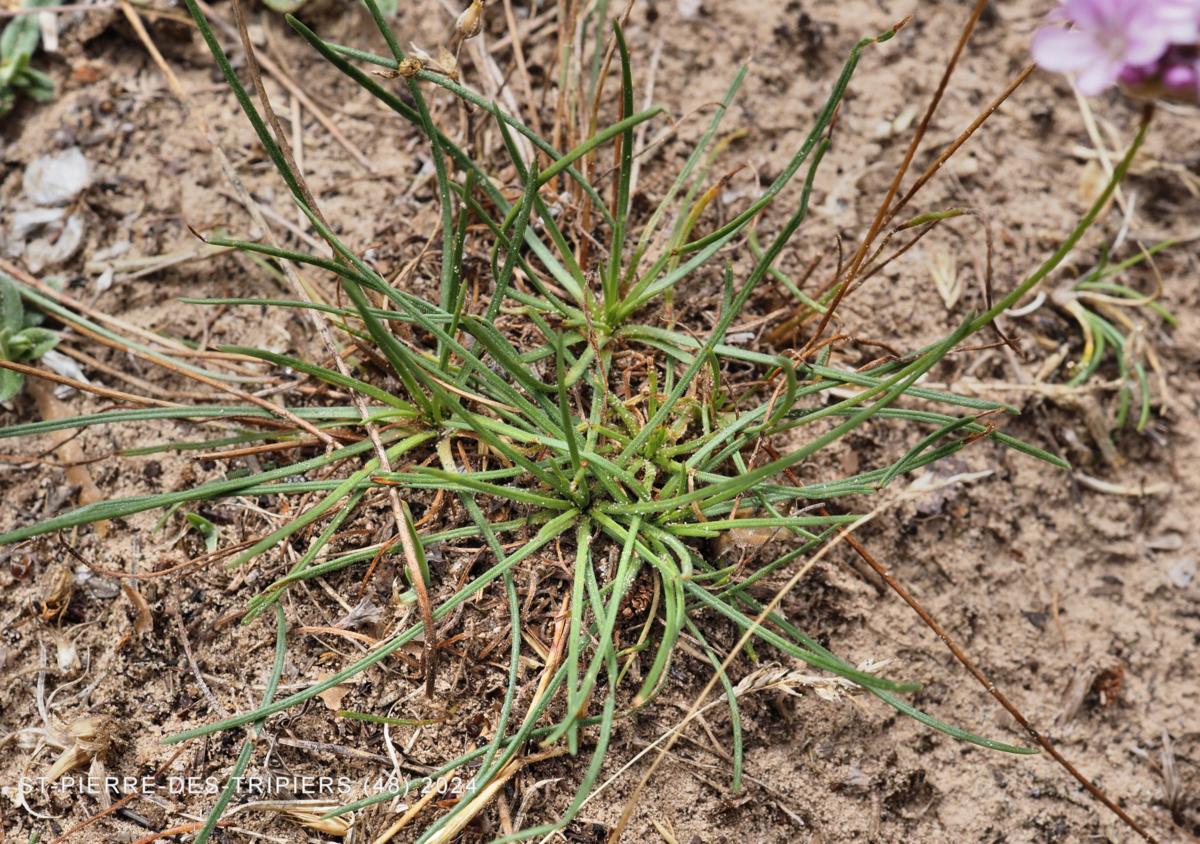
0, 2, 1151, 840
1051, 240, 1177, 431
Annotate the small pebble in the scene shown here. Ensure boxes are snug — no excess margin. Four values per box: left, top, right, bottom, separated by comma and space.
1167, 556, 1196, 589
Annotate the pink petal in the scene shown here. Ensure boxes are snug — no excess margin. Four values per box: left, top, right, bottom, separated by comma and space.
1060, 0, 1105, 30
1064, 0, 1127, 30
1032, 27, 1105, 72
1074, 56, 1124, 94
1125, 36, 1172, 66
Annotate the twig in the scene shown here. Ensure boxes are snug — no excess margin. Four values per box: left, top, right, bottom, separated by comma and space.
61, 536, 261, 581
195, 0, 376, 173
27, 378, 109, 536
132, 820, 224, 844
628, 37, 664, 203
56, 343, 220, 401
0, 258, 243, 362
1072, 472, 1171, 497
374, 766, 458, 844
501, 0, 543, 138
48, 746, 188, 844
885, 63, 1036, 228
85, 243, 232, 281
838, 528, 1159, 843
489, 3, 558, 53
427, 749, 567, 844
0, 359, 175, 407
806, 2, 980, 353
170, 603, 228, 718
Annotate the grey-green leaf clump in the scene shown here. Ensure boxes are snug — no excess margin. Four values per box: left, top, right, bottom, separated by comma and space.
0, 272, 59, 401
0, 2, 1148, 840
0, 0, 55, 116
1051, 239, 1176, 433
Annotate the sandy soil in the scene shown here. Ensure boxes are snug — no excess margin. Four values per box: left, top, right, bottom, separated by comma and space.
1, 0, 1198, 842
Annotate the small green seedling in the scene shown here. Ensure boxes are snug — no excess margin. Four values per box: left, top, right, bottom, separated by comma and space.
185, 512, 221, 553
0, 273, 59, 401
1054, 240, 1176, 431
0, 0, 56, 116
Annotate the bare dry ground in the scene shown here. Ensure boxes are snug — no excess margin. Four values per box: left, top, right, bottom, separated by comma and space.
2, 0, 1198, 842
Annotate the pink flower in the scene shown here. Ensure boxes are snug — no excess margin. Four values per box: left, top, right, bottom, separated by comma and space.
1157, 0, 1200, 42
1032, 0, 1197, 95
1119, 44, 1200, 103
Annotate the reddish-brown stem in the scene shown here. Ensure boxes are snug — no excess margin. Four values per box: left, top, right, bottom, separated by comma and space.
803, 0, 992, 354
837, 527, 1160, 844
885, 64, 1036, 229
49, 747, 188, 844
